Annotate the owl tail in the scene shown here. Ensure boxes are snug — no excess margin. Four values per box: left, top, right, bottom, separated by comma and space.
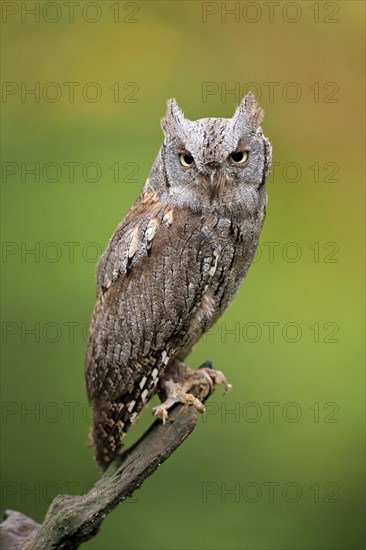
89, 399, 128, 470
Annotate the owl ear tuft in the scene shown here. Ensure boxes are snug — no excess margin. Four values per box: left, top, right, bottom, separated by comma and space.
161, 98, 185, 135
233, 92, 264, 130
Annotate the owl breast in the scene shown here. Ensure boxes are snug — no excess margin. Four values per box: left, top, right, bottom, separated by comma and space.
175, 206, 266, 359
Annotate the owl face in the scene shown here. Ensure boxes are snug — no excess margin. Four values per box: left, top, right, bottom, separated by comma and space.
155, 94, 272, 217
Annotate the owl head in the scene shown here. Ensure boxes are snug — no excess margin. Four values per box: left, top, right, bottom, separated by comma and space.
148, 94, 272, 217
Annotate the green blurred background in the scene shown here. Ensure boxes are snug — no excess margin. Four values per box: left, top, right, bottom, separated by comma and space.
1, 1, 364, 549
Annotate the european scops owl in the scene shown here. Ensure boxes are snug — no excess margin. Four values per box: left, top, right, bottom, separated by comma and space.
85, 94, 272, 469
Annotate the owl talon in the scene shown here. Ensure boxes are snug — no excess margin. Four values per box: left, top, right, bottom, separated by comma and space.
154, 360, 231, 423
200, 367, 232, 394
152, 404, 169, 424
184, 392, 206, 412
153, 390, 206, 424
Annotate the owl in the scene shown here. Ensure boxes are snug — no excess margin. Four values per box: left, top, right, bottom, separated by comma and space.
85, 94, 272, 469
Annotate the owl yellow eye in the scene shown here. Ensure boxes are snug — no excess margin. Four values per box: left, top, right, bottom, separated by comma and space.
229, 151, 248, 164
179, 153, 194, 167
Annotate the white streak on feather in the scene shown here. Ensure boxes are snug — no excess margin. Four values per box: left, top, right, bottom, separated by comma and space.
162, 209, 173, 226
208, 251, 219, 277
145, 218, 159, 241
128, 226, 140, 259
127, 400, 136, 413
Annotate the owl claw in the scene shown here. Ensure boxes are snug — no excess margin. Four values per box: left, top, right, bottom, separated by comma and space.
153, 361, 231, 423
152, 404, 169, 424
152, 390, 205, 424
199, 366, 232, 394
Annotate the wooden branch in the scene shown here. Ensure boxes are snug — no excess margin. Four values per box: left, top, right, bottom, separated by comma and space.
0, 404, 200, 550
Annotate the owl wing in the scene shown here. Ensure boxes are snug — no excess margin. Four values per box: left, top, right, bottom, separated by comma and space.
85, 191, 220, 406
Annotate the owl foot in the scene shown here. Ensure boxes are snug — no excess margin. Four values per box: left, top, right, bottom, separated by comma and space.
152, 360, 232, 424
198, 360, 232, 393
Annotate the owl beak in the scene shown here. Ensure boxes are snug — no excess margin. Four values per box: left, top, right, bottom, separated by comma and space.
201, 165, 225, 197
